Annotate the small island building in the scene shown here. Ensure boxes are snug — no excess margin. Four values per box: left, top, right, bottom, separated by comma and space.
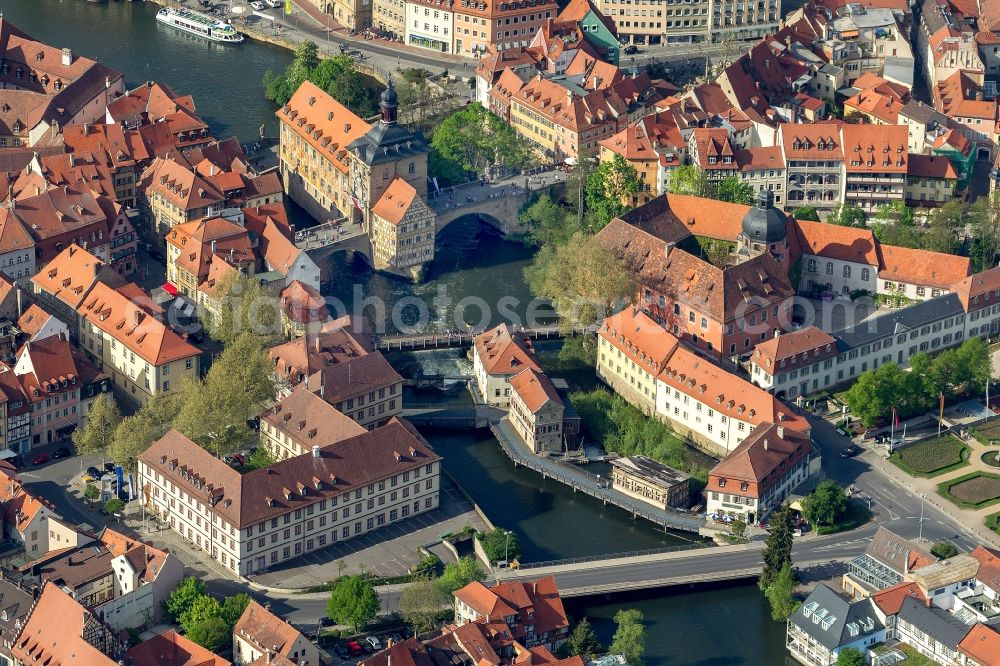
473, 324, 542, 408
609, 455, 690, 510
508, 368, 564, 454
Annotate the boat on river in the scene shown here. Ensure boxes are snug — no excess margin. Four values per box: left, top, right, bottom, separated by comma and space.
155, 7, 244, 43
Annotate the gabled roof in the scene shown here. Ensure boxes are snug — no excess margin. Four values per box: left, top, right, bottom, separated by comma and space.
261, 385, 365, 450
127, 629, 230, 666
234, 599, 306, 658
278, 81, 372, 176
792, 219, 879, 265
897, 595, 973, 647
753, 326, 836, 370
871, 581, 927, 615
474, 323, 541, 377
77, 281, 200, 366
509, 368, 562, 413
878, 244, 970, 287
789, 584, 883, 651
708, 422, 811, 484
371, 176, 418, 226
11, 582, 119, 666
959, 623, 1000, 666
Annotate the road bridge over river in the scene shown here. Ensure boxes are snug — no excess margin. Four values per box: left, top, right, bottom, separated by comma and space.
496, 528, 877, 596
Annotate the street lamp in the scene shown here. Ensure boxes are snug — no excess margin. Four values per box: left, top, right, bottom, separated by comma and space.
504, 529, 510, 564
918, 493, 927, 541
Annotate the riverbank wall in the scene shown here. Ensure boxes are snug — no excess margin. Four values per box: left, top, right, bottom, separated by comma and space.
147, 0, 390, 82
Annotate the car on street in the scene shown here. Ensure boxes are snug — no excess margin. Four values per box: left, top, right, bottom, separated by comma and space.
361, 641, 374, 654
390, 633, 402, 644
346, 641, 363, 656
267, 0, 283, 6
840, 445, 862, 458
366, 636, 382, 651
52, 446, 72, 459
334, 644, 351, 660
104, 462, 116, 473
623, 44, 638, 54
250, 1, 266, 9
319, 617, 334, 627
87, 466, 102, 478
30, 454, 48, 466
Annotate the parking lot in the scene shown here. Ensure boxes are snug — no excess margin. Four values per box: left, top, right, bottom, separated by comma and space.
252, 480, 487, 590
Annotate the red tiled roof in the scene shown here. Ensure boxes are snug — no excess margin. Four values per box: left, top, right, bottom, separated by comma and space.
871, 581, 927, 615
127, 629, 230, 666
792, 219, 879, 265
474, 324, 541, 376
509, 368, 562, 413
878, 245, 970, 288
11, 582, 118, 666
959, 623, 1000, 666
708, 423, 812, 487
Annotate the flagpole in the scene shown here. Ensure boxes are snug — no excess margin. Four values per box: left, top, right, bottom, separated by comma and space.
889, 407, 896, 453
938, 391, 944, 437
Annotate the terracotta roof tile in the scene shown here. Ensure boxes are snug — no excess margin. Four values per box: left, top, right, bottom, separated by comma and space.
261, 385, 365, 452
708, 423, 812, 486
509, 368, 562, 413
234, 600, 305, 658
474, 324, 542, 376
127, 629, 230, 666
792, 219, 879, 265
371, 177, 418, 226
959, 623, 1000, 665
871, 581, 927, 615
11, 582, 119, 666
878, 244, 970, 288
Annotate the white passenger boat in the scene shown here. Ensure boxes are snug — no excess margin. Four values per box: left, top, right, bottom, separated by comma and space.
155, 7, 245, 43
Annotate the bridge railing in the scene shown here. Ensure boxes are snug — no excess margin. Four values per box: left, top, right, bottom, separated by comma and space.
560, 567, 762, 597
515, 542, 713, 570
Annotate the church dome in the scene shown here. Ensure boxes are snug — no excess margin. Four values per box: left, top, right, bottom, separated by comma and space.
741, 189, 787, 244
380, 79, 398, 109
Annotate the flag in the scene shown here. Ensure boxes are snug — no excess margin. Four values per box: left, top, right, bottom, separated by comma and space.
285, 0, 293, 14
939, 392, 945, 421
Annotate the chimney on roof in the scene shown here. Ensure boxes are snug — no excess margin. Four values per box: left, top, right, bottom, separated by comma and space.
61, 48, 72, 67
763, 438, 769, 450
777, 425, 785, 439
211, 240, 217, 255
314, 335, 321, 354
312, 445, 320, 458
15, 288, 22, 318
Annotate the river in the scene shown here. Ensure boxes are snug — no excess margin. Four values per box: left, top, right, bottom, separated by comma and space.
6, 4, 788, 662
4, 0, 291, 141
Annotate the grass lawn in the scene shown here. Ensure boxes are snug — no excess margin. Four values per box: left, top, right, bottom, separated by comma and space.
815, 499, 873, 535
889, 435, 969, 478
939, 472, 1000, 509
986, 511, 1000, 534
897, 644, 940, 665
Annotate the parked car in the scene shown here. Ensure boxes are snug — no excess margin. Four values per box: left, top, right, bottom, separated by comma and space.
52, 446, 72, 459
250, 0, 266, 8
366, 636, 382, 651
104, 462, 116, 473
334, 644, 351, 660
319, 617, 334, 627
87, 466, 102, 478
31, 454, 48, 466
346, 641, 363, 656
267, 0, 284, 6
361, 641, 374, 654
840, 445, 862, 458
390, 633, 403, 644
623, 44, 638, 54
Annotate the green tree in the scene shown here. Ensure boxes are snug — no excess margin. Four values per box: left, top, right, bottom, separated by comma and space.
792, 206, 820, 221
180, 594, 222, 633
836, 648, 866, 666
716, 175, 754, 204
872, 202, 922, 249
764, 562, 799, 621
925, 200, 965, 254
220, 593, 251, 627
801, 480, 847, 528
399, 579, 450, 634
104, 498, 125, 516
585, 154, 640, 230
109, 412, 156, 473
760, 504, 794, 590
242, 447, 277, 472
209, 273, 282, 345
436, 556, 486, 593
174, 333, 275, 456
326, 576, 380, 632
72, 394, 122, 457
413, 553, 442, 578
477, 528, 521, 563
520, 195, 581, 247
969, 191, 1000, 272
563, 617, 603, 659
608, 609, 645, 666
524, 233, 636, 332
84, 483, 100, 505
931, 541, 960, 560
185, 616, 230, 652
263, 40, 320, 106
163, 577, 207, 623
430, 105, 534, 179
844, 362, 929, 427
668, 165, 707, 197
557, 334, 597, 369
828, 204, 867, 228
